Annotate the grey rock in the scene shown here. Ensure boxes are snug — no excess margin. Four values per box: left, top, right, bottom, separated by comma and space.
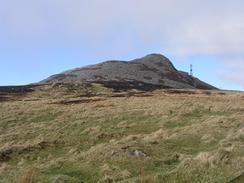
128, 149, 147, 157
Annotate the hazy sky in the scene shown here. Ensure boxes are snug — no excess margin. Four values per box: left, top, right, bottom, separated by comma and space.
0, 0, 244, 90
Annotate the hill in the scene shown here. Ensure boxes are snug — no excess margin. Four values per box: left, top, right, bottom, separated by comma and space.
0, 83, 243, 182
40, 54, 217, 90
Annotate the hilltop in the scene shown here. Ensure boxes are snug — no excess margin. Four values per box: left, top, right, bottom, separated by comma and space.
40, 54, 216, 90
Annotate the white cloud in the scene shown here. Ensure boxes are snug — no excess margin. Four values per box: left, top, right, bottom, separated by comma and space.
1, 0, 244, 55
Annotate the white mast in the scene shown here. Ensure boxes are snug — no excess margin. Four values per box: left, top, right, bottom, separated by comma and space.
190, 64, 193, 76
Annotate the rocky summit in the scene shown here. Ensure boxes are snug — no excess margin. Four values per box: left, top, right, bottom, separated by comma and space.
40, 54, 217, 90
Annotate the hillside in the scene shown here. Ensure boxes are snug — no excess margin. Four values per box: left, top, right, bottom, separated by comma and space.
0, 83, 243, 183
40, 54, 217, 90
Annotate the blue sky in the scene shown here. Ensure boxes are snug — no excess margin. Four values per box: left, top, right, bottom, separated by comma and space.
0, 0, 244, 90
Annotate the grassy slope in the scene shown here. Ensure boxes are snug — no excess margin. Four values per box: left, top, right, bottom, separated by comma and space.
0, 84, 243, 183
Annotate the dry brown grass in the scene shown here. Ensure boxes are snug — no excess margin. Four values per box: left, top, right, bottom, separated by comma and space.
0, 85, 243, 182
19, 169, 36, 183
139, 175, 156, 183
139, 169, 157, 183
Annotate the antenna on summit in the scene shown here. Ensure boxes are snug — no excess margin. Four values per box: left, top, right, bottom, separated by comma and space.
190, 64, 193, 76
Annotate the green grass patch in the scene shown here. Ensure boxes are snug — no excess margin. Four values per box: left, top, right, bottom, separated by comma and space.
40, 163, 99, 183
